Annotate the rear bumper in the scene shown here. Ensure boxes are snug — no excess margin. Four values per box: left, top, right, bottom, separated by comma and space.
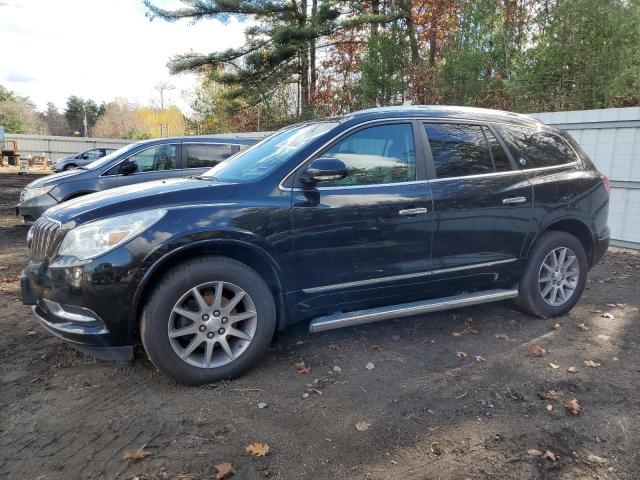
592, 234, 609, 266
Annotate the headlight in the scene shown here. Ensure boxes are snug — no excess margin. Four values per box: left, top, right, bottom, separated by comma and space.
21, 186, 53, 202
59, 209, 167, 260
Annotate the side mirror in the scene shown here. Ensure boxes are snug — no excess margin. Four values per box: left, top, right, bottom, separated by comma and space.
301, 158, 348, 185
120, 160, 137, 175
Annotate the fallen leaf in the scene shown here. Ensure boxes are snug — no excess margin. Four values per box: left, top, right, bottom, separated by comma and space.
463, 327, 479, 335
475, 355, 486, 362
495, 333, 509, 340
590, 309, 603, 314
326, 343, 339, 350
431, 441, 442, 455
548, 362, 560, 369
245, 443, 270, 457
365, 362, 375, 370
527, 449, 542, 456
427, 425, 443, 432
565, 398, 582, 415
542, 450, 558, 462
584, 360, 601, 368
332, 365, 342, 373
451, 331, 462, 337
528, 343, 546, 357
215, 462, 236, 479
355, 420, 371, 432
552, 323, 561, 331
567, 366, 578, 373
295, 362, 310, 374
546, 404, 553, 412
455, 351, 468, 358
600, 312, 614, 319
577, 323, 590, 331
122, 448, 153, 461
597, 334, 611, 341
586, 454, 607, 464
546, 390, 562, 400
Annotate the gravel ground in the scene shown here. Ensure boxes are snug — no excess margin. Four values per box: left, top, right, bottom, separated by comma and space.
1, 172, 639, 480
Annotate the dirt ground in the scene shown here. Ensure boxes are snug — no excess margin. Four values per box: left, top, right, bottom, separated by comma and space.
1, 171, 639, 480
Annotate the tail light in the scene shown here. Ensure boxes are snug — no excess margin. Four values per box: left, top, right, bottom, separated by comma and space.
602, 175, 611, 195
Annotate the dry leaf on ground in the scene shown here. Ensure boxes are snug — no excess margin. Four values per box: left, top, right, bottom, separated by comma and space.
565, 398, 583, 415
584, 360, 602, 368
455, 351, 468, 358
427, 425, 443, 432
577, 323, 590, 331
587, 454, 607, 464
355, 420, 371, 432
451, 331, 462, 337
365, 362, 375, 370
215, 462, 236, 479
552, 323, 561, 331
122, 448, 153, 461
475, 355, 486, 362
546, 404, 553, 412
528, 343, 546, 357
245, 443, 270, 457
546, 389, 562, 400
567, 366, 578, 373
527, 449, 542, 456
548, 362, 560, 369
600, 312, 614, 319
543, 450, 558, 462
495, 333, 509, 340
431, 441, 442, 455
295, 362, 310, 374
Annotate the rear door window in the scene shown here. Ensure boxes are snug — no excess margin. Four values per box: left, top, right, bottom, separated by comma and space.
495, 126, 578, 168
185, 143, 235, 169
424, 123, 505, 178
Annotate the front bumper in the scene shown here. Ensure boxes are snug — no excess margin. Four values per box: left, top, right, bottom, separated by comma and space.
20, 249, 142, 361
16, 193, 59, 224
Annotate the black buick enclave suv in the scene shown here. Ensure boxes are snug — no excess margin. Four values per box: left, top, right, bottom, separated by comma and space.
21, 106, 610, 385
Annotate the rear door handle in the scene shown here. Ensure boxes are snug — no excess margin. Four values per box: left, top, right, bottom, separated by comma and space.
502, 196, 527, 205
399, 207, 429, 216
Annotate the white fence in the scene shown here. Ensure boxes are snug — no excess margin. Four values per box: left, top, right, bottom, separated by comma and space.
532, 108, 640, 250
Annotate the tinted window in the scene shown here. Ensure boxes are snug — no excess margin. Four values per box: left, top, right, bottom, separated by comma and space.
424, 123, 494, 178
484, 128, 512, 172
83, 149, 102, 159
186, 143, 234, 169
319, 123, 416, 187
108, 144, 178, 174
496, 126, 577, 168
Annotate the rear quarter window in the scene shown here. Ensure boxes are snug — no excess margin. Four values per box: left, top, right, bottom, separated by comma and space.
496, 125, 578, 169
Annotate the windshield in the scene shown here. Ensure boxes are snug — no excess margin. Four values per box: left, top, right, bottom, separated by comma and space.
84, 143, 138, 170
200, 121, 339, 183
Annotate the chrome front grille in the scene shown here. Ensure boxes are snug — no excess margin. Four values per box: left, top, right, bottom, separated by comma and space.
29, 217, 62, 262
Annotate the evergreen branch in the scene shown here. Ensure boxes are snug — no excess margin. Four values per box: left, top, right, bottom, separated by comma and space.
144, 0, 294, 23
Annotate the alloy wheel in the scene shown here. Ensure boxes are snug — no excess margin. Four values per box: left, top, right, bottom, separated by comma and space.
168, 281, 257, 368
538, 247, 580, 307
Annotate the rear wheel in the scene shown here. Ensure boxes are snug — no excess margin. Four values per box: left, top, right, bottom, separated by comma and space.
141, 256, 276, 385
63, 163, 77, 170
517, 231, 588, 318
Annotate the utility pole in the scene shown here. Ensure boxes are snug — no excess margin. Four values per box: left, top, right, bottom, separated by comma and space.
155, 81, 175, 138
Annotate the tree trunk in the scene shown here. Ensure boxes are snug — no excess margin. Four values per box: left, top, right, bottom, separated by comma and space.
371, 0, 379, 36
309, 0, 317, 106
401, 0, 419, 64
299, 0, 310, 117
428, 11, 438, 67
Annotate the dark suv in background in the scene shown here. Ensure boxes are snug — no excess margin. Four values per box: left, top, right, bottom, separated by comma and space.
21, 106, 609, 385
16, 135, 260, 223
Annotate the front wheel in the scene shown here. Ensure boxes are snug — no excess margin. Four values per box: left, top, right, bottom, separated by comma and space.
141, 256, 276, 385
516, 231, 588, 318
63, 163, 77, 170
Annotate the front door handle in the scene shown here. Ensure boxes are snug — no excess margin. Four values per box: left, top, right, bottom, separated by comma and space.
502, 196, 527, 205
399, 207, 429, 216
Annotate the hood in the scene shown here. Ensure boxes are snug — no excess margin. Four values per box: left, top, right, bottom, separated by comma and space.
45, 177, 239, 225
26, 168, 89, 188
54, 155, 75, 164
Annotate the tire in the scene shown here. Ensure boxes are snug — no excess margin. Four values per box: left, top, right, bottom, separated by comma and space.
516, 231, 588, 318
141, 256, 276, 385
63, 164, 77, 170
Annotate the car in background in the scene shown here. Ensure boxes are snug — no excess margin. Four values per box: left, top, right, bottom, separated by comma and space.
52, 148, 117, 172
16, 135, 260, 224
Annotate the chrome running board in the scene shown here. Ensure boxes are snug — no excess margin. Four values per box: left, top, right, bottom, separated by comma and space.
308, 288, 519, 333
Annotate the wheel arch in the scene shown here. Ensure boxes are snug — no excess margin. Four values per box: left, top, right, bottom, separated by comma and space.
132, 239, 287, 337
529, 217, 595, 267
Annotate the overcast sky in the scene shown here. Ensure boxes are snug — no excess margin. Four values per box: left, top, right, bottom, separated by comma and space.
0, 0, 247, 113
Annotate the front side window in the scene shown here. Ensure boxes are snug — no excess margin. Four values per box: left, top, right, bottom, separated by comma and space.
186, 143, 235, 169
496, 126, 577, 168
82, 149, 102, 159
318, 123, 416, 187
424, 123, 495, 178
108, 144, 178, 175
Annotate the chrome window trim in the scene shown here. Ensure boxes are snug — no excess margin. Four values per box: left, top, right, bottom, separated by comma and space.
278, 116, 580, 191
99, 142, 182, 177
302, 258, 517, 294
